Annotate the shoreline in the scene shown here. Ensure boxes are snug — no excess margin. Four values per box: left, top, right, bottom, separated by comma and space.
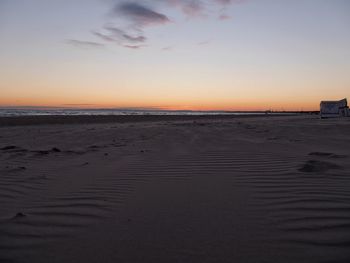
0, 113, 312, 127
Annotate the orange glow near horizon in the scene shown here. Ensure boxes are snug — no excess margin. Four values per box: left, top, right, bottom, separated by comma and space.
0, 95, 322, 111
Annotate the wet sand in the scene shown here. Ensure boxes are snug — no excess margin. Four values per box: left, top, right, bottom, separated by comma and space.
0, 115, 349, 262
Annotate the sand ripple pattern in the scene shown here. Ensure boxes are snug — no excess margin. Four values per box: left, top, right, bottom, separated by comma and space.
125, 150, 350, 261
194, 150, 350, 261
0, 152, 195, 261
1, 148, 349, 262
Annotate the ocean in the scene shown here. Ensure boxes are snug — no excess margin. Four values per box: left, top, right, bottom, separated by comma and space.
0, 108, 284, 117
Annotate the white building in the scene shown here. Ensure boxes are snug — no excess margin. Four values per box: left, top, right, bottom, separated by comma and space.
320, 98, 349, 118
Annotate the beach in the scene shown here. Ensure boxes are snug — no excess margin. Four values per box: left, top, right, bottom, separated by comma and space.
0, 115, 349, 263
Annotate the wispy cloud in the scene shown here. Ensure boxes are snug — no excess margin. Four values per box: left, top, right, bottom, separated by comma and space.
115, 2, 171, 27
93, 31, 115, 42
62, 104, 98, 106
66, 39, 104, 48
161, 0, 245, 17
93, 25, 146, 45
198, 40, 211, 45
162, 46, 173, 51
214, 0, 246, 4
124, 44, 144, 49
215, 0, 232, 4
85, 0, 246, 50
92, 2, 170, 49
162, 0, 204, 17
218, 14, 231, 20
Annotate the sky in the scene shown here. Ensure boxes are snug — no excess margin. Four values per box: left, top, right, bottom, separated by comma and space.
0, 0, 349, 111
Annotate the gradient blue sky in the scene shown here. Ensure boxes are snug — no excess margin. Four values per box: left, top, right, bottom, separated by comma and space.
1, 0, 349, 110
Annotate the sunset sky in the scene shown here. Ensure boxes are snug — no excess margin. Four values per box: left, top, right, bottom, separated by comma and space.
1, 0, 349, 111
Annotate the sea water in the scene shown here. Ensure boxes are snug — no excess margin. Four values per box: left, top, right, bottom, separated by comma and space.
0, 108, 280, 117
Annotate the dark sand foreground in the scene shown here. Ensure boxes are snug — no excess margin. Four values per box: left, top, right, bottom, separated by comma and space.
0, 115, 350, 263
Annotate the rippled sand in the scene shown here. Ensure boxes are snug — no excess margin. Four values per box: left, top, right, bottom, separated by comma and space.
0, 115, 349, 263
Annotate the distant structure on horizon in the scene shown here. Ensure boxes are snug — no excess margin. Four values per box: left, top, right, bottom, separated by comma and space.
320, 98, 349, 118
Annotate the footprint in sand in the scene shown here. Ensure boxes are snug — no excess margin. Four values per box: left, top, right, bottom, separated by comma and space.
1, 146, 19, 150
11, 212, 27, 220
299, 160, 342, 173
1, 146, 27, 153
309, 152, 348, 159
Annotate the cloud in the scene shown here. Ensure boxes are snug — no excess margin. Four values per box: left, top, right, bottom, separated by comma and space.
105, 26, 147, 43
162, 0, 204, 17
218, 14, 231, 20
98, 2, 169, 49
62, 104, 97, 106
88, 0, 246, 49
93, 25, 147, 49
66, 39, 104, 48
214, 0, 246, 4
124, 44, 144, 49
162, 46, 173, 51
180, 1, 203, 16
198, 40, 211, 45
93, 31, 116, 42
215, 0, 231, 4
114, 2, 170, 27
160, 0, 245, 17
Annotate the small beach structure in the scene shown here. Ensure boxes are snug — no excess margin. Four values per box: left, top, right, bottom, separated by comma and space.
320, 98, 349, 118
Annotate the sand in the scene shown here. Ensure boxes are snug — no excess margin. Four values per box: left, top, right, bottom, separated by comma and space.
0, 115, 349, 263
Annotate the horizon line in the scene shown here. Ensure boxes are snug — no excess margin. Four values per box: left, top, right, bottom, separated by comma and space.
0, 105, 319, 113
